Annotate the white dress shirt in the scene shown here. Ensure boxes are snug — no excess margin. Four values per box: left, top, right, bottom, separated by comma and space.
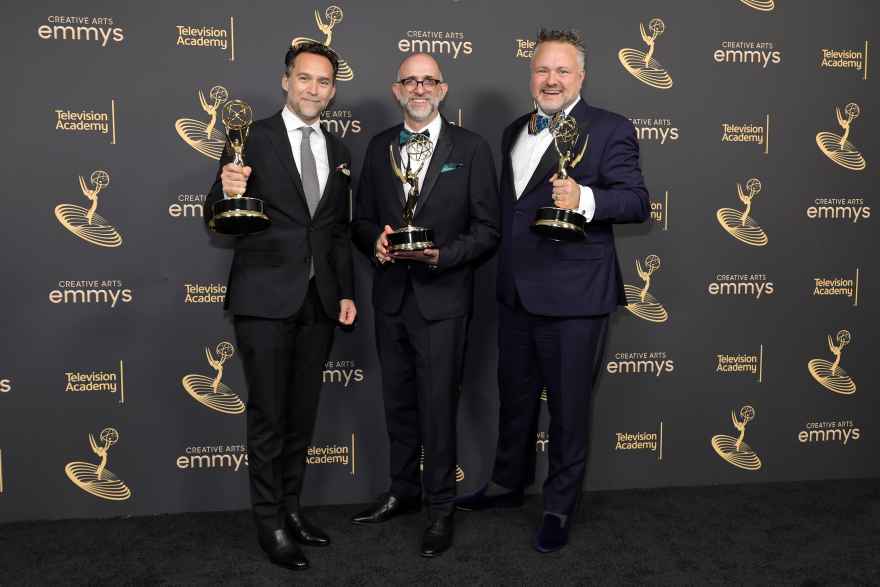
399, 113, 443, 211
510, 97, 595, 221
282, 105, 331, 196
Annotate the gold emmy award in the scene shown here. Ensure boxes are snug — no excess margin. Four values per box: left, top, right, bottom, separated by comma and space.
618, 18, 673, 90
711, 405, 762, 471
816, 103, 867, 171
531, 112, 589, 241
387, 132, 435, 252
54, 170, 123, 248
808, 329, 856, 395
624, 254, 669, 323
181, 341, 246, 414
175, 85, 229, 160
716, 178, 768, 247
64, 427, 132, 500
209, 99, 271, 235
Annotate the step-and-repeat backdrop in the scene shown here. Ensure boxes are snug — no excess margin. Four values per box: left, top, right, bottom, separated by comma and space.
1, 0, 876, 522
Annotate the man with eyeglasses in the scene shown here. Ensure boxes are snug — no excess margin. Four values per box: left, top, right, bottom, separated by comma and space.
351, 53, 499, 557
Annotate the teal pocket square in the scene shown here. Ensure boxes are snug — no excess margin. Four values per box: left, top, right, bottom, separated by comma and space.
441, 162, 464, 173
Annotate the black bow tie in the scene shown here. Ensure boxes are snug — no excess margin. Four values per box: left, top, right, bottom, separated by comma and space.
399, 128, 430, 145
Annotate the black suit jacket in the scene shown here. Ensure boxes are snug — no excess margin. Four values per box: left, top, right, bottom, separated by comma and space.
206, 111, 354, 319
351, 117, 500, 321
496, 99, 649, 317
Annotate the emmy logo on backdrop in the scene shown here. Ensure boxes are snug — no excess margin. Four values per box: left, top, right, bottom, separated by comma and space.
816, 103, 867, 171
65, 428, 132, 500
717, 178, 768, 246
618, 18, 673, 89
54, 170, 122, 247
711, 406, 762, 471
808, 330, 856, 395
291, 5, 354, 81
175, 85, 229, 160
624, 255, 669, 323
182, 341, 246, 414
739, 0, 775, 11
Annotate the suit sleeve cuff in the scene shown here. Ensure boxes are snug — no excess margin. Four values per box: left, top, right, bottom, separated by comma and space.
577, 184, 595, 222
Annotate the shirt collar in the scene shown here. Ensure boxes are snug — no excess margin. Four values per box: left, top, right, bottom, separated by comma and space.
282, 105, 323, 135
404, 113, 443, 144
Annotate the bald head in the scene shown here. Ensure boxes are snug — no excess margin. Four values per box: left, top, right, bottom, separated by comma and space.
392, 52, 448, 130
396, 53, 443, 82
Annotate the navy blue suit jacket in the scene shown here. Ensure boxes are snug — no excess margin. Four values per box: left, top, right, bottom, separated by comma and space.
496, 99, 649, 317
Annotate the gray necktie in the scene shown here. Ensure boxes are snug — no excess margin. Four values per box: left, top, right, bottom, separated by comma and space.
299, 126, 321, 217
299, 126, 319, 278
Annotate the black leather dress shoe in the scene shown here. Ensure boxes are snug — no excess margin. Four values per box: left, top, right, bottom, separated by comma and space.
420, 515, 454, 557
533, 512, 570, 553
351, 493, 421, 525
258, 529, 309, 570
455, 483, 524, 511
286, 511, 330, 547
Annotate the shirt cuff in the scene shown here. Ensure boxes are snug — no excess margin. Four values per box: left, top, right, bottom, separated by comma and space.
576, 184, 595, 222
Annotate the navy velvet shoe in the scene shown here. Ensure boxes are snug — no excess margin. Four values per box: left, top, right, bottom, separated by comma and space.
455, 483, 524, 511
533, 512, 570, 553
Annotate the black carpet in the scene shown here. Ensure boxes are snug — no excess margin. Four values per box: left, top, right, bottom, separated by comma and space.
2, 478, 878, 585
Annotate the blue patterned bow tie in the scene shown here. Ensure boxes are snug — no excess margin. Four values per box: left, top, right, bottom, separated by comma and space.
529, 113, 552, 135
399, 128, 430, 145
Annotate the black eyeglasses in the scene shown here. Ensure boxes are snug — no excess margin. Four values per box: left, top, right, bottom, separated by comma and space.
395, 77, 444, 90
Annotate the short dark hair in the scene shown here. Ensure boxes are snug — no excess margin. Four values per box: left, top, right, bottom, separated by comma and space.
284, 41, 340, 81
536, 28, 586, 69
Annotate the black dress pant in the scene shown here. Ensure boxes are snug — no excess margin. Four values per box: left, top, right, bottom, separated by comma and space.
234, 281, 335, 533
493, 293, 609, 516
375, 281, 467, 519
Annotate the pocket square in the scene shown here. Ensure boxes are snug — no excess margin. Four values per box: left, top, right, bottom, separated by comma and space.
336, 162, 351, 176
440, 162, 464, 173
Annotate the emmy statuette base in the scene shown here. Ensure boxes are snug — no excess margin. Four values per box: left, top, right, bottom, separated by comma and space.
531, 207, 586, 241
210, 197, 271, 235
387, 225, 435, 252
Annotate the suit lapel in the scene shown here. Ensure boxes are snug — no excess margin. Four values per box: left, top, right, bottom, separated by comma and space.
520, 137, 557, 199
265, 111, 310, 217
414, 118, 453, 218
388, 128, 407, 207
570, 99, 593, 158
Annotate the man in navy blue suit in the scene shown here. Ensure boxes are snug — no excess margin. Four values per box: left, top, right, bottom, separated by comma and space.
457, 29, 649, 552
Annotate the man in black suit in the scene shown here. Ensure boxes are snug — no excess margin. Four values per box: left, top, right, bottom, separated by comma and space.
456, 29, 649, 552
350, 53, 500, 557
204, 42, 356, 571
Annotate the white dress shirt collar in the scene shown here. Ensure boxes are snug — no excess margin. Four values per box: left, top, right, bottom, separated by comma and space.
282, 105, 323, 135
